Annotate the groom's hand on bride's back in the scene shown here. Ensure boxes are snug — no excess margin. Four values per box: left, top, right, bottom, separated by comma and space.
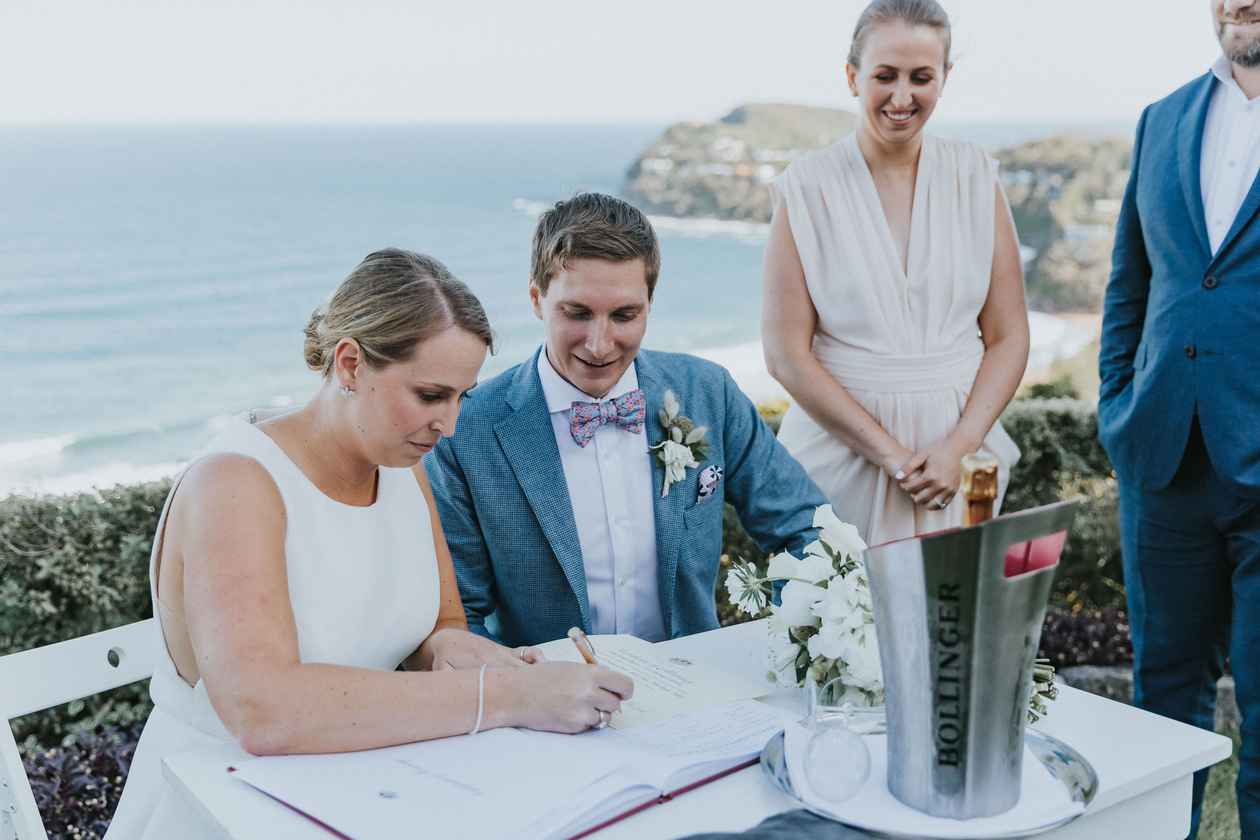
506, 663, 635, 735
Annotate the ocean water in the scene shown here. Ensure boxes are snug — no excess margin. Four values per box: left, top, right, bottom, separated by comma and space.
0, 123, 1101, 496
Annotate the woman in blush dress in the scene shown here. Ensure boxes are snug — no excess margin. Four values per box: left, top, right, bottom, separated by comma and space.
107, 249, 632, 839
762, 0, 1028, 546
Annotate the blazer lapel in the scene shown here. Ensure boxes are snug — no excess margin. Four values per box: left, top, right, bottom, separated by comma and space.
495, 350, 591, 629
1177, 72, 1217, 260
1213, 166, 1260, 265
636, 352, 687, 637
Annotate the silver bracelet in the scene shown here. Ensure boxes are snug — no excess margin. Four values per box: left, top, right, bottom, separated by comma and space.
470, 664, 487, 736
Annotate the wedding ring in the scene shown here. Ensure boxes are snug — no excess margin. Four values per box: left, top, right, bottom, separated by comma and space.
936, 498, 949, 509
595, 709, 610, 729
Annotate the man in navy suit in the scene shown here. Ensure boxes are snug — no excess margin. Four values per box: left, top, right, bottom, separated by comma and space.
1099, 2, 1260, 835
426, 193, 827, 649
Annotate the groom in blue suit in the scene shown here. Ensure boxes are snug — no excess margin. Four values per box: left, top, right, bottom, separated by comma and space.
1099, 3, 1260, 836
426, 193, 826, 648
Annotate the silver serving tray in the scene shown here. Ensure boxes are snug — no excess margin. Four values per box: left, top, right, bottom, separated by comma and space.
759, 728, 1098, 839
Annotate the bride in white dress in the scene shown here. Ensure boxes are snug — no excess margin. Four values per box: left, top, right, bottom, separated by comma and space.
763, 0, 1029, 547
107, 249, 634, 838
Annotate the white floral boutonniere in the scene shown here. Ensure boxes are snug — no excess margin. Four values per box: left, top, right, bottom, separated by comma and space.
648, 390, 710, 498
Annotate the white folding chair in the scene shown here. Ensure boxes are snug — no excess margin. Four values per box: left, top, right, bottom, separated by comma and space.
0, 619, 158, 840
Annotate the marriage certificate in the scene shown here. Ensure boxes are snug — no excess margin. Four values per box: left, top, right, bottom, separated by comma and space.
535, 633, 771, 728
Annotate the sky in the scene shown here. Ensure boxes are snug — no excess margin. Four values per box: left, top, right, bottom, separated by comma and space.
0, 1, 1224, 126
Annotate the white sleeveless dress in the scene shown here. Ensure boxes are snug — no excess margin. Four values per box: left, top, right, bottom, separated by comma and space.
771, 133, 1020, 546
106, 418, 441, 839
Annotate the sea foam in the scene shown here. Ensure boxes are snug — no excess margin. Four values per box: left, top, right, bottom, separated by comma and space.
0, 460, 184, 498
0, 434, 77, 468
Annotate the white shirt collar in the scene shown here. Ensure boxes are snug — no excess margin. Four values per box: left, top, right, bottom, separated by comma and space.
1211, 54, 1260, 105
537, 347, 640, 415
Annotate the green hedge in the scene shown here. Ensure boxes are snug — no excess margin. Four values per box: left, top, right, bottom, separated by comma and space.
0, 483, 170, 748
1, 397, 1119, 748
999, 398, 1122, 610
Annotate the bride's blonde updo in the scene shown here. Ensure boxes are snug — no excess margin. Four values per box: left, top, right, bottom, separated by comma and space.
303, 249, 494, 377
848, 0, 952, 68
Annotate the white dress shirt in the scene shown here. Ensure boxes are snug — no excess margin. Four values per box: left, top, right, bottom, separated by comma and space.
1201, 54, 1260, 255
537, 350, 665, 641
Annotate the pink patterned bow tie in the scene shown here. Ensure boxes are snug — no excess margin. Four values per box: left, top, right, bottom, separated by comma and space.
568, 389, 646, 447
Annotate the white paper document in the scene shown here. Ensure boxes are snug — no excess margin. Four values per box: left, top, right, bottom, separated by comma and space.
522, 699, 792, 839
230, 699, 788, 840
231, 727, 625, 840
535, 633, 771, 727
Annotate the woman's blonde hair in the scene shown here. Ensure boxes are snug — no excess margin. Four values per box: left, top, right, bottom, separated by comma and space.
848, 0, 952, 69
303, 248, 494, 377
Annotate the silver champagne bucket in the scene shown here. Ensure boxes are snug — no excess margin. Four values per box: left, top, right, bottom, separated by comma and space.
864, 500, 1080, 819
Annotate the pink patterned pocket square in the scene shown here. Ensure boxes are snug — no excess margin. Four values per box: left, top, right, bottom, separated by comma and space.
697, 464, 723, 502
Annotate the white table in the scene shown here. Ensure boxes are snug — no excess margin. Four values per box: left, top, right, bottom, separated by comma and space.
164, 620, 1232, 839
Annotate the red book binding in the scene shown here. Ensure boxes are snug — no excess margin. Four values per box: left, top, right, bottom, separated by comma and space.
229, 754, 762, 839
566, 756, 760, 839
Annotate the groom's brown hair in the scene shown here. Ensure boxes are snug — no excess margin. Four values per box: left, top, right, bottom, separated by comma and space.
529, 193, 661, 299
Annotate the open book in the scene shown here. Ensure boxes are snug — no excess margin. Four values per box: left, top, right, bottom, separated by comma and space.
525, 699, 789, 839
231, 699, 786, 839
230, 649, 785, 840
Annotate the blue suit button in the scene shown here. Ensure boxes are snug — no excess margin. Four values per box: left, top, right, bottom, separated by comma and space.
1204, 275, 1219, 289
1184, 344, 1197, 360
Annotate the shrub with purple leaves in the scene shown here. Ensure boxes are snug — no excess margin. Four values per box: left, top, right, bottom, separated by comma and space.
1038, 605, 1133, 668
22, 724, 140, 840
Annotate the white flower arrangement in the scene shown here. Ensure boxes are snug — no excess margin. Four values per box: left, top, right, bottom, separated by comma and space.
724, 504, 884, 708
649, 390, 709, 498
725, 504, 1059, 721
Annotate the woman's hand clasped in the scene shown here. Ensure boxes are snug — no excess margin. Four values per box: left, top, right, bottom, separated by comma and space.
423, 628, 544, 671
896, 436, 977, 510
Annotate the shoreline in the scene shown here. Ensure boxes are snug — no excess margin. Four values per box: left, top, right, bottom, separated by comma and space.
701, 311, 1103, 405
2, 312, 1102, 499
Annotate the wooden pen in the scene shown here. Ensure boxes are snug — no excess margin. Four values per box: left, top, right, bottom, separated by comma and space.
567, 627, 599, 665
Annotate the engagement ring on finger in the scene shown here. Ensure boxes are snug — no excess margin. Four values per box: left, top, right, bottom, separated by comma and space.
595, 709, 610, 729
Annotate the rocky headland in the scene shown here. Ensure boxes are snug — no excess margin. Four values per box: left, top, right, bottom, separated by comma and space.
623, 103, 1132, 312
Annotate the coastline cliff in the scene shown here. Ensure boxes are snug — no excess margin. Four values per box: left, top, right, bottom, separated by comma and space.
623, 104, 1132, 312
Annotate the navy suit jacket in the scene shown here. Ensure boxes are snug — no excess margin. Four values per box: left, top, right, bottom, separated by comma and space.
1099, 72, 1260, 494
424, 347, 827, 647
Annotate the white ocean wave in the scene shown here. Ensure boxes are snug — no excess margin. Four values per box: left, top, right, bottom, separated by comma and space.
0, 434, 77, 468
0, 460, 184, 498
205, 413, 239, 434
644, 214, 769, 243
511, 198, 552, 218
514, 199, 1039, 254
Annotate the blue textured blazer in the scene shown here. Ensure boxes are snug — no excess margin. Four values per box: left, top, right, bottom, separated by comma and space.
1099, 72, 1260, 494
424, 347, 827, 647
